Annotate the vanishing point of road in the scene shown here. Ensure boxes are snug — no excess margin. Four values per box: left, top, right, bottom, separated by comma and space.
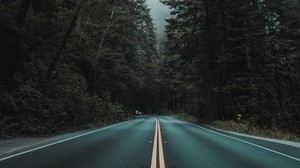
0, 115, 299, 168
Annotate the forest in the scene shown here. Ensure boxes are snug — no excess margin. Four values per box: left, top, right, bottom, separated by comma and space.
0, 0, 299, 138
159, 0, 300, 135
0, 0, 159, 137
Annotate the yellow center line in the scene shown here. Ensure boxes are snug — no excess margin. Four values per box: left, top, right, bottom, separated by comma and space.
150, 118, 166, 168
150, 120, 158, 168
158, 121, 166, 168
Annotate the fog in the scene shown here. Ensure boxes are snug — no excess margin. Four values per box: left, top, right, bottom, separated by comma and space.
146, 0, 171, 52
147, 0, 170, 52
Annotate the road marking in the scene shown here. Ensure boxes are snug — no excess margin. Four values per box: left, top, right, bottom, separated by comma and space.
150, 118, 166, 168
157, 120, 166, 168
0, 121, 130, 162
193, 124, 300, 162
150, 120, 158, 168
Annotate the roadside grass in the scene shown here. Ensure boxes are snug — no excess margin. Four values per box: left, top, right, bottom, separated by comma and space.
209, 120, 300, 142
46, 115, 134, 138
82, 115, 134, 130
170, 112, 198, 123
173, 113, 300, 142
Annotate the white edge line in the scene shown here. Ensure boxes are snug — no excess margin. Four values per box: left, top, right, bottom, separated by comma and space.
204, 125, 300, 148
192, 123, 300, 162
0, 121, 129, 162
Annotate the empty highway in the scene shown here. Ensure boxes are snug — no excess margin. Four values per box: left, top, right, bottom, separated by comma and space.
0, 116, 299, 168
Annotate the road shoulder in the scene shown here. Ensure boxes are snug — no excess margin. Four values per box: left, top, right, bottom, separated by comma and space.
200, 124, 300, 148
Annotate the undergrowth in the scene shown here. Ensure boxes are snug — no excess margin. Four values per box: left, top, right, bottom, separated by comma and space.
173, 112, 300, 142
209, 120, 300, 142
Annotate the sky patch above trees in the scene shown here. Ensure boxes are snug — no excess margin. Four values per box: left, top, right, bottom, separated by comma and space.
146, 0, 170, 33
146, 0, 170, 52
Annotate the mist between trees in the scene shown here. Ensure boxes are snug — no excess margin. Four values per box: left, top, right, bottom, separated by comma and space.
0, 0, 299, 138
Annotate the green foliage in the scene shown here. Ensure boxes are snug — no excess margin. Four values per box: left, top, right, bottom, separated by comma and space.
47, 64, 88, 124
0, 62, 67, 137
0, 0, 157, 137
160, 0, 300, 134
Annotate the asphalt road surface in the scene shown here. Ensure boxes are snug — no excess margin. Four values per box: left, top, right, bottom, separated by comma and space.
0, 115, 299, 168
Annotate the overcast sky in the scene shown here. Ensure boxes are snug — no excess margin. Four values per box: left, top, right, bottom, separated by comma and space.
146, 0, 170, 34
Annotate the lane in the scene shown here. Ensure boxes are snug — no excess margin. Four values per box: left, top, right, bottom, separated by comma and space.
159, 116, 300, 168
199, 124, 300, 159
1, 115, 299, 168
0, 117, 155, 168
150, 119, 158, 168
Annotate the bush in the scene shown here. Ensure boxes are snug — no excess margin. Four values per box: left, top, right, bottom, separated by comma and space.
0, 68, 67, 137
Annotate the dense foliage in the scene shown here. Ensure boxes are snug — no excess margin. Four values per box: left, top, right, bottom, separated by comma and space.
159, 0, 300, 134
0, 0, 158, 137
1, 0, 299, 138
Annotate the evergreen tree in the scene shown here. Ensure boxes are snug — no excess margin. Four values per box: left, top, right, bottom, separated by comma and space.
160, 0, 299, 131
0, 0, 158, 137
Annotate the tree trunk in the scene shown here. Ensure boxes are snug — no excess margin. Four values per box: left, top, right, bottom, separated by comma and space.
174, 92, 177, 109
98, 7, 116, 53
205, 0, 217, 120
46, 0, 56, 37
196, 92, 200, 122
46, 1, 83, 78
88, 69, 96, 96
76, 14, 82, 33
16, 0, 33, 24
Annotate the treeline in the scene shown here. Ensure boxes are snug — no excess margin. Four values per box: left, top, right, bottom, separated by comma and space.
0, 0, 158, 137
159, 0, 300, 133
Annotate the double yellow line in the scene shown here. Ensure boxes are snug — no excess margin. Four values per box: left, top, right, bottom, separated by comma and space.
151, 118, 165, 168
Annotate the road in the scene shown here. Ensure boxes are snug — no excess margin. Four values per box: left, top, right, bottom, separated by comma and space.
0, 115, 299, 168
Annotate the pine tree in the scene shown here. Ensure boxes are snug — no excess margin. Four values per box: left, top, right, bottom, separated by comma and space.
266, 0, 300, 132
